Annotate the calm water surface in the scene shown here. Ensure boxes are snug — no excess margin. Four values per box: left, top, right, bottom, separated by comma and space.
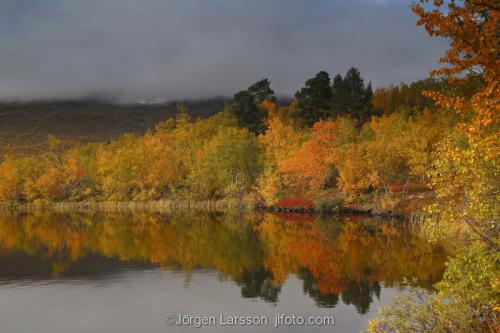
0, 211, 447, 333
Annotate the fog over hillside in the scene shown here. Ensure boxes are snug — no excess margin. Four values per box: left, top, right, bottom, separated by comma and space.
0, 0, 447, 102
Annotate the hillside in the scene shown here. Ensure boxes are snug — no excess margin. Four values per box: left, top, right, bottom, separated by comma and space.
0, 99, 227, 157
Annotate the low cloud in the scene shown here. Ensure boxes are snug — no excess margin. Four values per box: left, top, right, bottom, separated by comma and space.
0, 0, 447, 102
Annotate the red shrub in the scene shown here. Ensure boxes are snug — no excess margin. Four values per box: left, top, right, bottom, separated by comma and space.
277, 197, 315, 209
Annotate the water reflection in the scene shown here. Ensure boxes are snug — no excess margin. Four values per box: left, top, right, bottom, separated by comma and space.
0, 210, 447, 313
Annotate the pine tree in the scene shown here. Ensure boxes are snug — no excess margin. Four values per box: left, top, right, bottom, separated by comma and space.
330, 67, 373, 126
293, 71, 332, 127
228, 79, 275, 133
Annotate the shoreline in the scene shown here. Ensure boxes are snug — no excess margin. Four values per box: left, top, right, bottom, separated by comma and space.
0, 199, 249, 213
256, 205, 408, 220
0, 199, 410, 220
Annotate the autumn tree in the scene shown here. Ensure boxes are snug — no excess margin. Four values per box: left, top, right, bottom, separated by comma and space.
188, 127, 263, 199
257, 101, 308, 203
369, 1, 499, 331
21, 136, 79, 201
282, 119, 357, 191
410, 0, 500, 246
0, 157, 38, 201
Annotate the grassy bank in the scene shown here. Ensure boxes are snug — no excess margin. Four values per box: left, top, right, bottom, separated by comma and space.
0, 198, 251, 213
0, 189, 433, 221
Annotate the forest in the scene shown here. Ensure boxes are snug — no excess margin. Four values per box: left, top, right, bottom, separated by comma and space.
0, 72, 452, 208
0, 66, 464, 213
0, 1, 498, 332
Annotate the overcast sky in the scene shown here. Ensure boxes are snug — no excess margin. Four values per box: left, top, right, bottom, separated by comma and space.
0, 0, 447, 102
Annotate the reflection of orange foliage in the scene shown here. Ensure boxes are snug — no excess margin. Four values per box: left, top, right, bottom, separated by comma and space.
259, 214, 447, 294
0, 211, 447, 298
0, 211, 264, 279
274, 213, 315, 223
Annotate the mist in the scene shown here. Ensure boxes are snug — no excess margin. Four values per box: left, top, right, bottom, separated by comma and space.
0, 0, 447, 102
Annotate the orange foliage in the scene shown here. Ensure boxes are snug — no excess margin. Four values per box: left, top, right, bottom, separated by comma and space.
282, 144, 329, 187
273, 213, 315, 223
281, 121, 339, 190
412, 0, 499, 84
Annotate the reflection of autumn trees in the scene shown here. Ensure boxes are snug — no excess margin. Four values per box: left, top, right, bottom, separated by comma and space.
0, 211, 265, 279
258, 215, 447, 299
0, 211, 446, 310
236, 268, 281, 303
298, 268, 382, 314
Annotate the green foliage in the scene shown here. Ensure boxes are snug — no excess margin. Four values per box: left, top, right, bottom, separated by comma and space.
437, 242, 499, 308
188, 127, 262, 199
293, 71, 332, 127
292, 68, 374, 127
228, 78, 275, 133
331, 67, 374, 126
314, 194, 344, 212
367, 242, 499, 333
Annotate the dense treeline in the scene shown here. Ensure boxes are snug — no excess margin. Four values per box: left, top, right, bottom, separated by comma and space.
371, 76, 485, 116
0, 65, 457, 207
0, 109, 259, 202
372, 78, 443, 115
0, 89, 453, 207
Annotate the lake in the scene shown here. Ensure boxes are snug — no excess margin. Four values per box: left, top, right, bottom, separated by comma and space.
0, 210, 447, 333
